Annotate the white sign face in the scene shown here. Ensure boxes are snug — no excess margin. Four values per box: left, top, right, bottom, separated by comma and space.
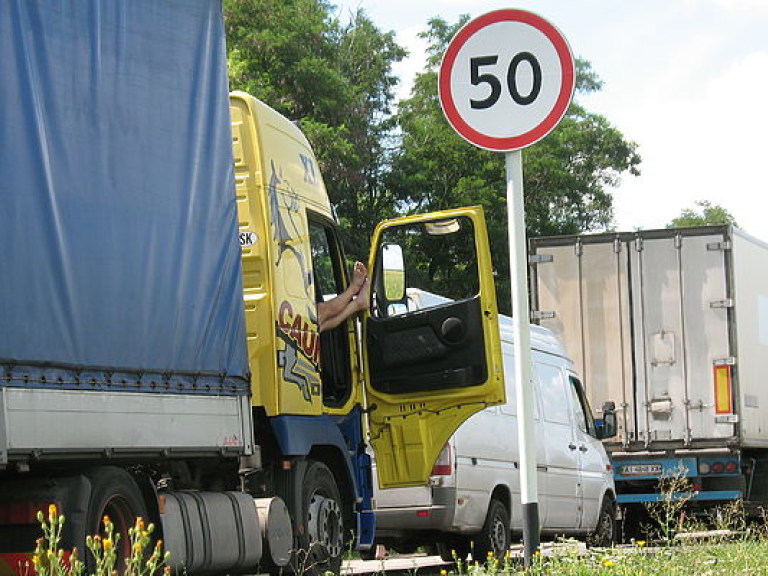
439, 10, 575, 152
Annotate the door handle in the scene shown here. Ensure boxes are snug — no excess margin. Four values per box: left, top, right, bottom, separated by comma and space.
579, 445, 588, 453
568, 443, 577, 451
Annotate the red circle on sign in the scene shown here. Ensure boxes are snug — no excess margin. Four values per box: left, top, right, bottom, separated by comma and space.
439, 9, 575, 151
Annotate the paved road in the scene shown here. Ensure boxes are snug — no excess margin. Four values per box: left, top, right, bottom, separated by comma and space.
340, 541, 591, 574
342, 554, 449, 575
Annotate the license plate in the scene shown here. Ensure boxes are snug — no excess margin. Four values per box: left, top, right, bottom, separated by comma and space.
620, 464, 662, 476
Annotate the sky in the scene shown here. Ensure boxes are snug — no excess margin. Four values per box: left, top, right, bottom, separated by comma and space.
332, 0, 768, 242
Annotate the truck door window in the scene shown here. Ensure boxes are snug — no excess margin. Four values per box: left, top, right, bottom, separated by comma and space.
308, 219, 352, 407
373, 216, 479, 316
568, 376, 597, 437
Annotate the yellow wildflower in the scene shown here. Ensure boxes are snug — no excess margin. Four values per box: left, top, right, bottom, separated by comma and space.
601, 557, 614, 567
48, 503, 57, 519
103, 538, 113, 552
636, 540, 646, 547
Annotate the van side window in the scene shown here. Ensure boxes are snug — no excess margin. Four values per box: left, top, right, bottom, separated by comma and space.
536, 363, 569, 425
568, 376, 597, 437
308, 217, 352, 408
499, 353, 539, 418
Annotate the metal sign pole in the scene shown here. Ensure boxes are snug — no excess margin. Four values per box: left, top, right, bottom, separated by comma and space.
506, 149, 539, 565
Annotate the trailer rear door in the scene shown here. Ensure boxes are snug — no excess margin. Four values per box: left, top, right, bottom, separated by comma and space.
631, 232, 734, 445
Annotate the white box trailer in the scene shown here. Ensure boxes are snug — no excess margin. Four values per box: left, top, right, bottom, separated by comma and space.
529, 225, 768, 518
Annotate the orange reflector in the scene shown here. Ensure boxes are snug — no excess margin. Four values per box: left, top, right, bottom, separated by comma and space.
714, 365, 733, 414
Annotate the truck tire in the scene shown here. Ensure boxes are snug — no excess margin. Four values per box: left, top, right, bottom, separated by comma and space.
289, 460, 345, 575
590, 497, 617, 547
474, 498, 511, 562
84, 467, 149, 572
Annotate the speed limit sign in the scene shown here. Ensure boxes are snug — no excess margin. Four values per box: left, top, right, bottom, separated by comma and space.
438, 9, 576, 563
439, 9, 575, 151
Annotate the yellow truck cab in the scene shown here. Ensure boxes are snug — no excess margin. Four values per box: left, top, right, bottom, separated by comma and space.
230, 91, 506, 567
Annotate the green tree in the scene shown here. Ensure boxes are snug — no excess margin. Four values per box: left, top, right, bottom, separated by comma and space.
667, 200, 738, 228
387, 17, 641, 313
224, 0, 406, 262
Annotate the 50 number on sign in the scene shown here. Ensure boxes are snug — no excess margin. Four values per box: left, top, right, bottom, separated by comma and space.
470, 53, 542, 110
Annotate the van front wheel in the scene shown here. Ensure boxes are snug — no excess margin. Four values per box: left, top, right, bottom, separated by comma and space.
590, 497, 617, 547
474, 498, 511, 561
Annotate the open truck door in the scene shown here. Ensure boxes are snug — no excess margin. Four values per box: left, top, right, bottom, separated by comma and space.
364, 206, 505, 487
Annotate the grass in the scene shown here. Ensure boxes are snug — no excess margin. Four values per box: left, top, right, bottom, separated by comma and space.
431, 489, 768, 576
437, 538, 768, 575
28, 492, 768, 576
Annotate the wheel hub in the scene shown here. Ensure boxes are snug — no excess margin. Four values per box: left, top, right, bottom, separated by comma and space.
307, 493, 343, 558
490, 517, 507, 553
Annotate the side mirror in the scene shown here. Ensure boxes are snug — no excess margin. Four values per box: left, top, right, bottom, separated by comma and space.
598, 401, 618, 440
373, 243, 406, 316
381, 243, 405, 302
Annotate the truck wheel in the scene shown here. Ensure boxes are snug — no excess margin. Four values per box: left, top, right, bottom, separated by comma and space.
474, 498, 511, 562
84, 467, 148, 572
294, 461, 345, 575
590, 497, 617, 547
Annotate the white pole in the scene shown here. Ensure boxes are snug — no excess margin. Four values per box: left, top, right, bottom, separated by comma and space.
506, 149, 539, 564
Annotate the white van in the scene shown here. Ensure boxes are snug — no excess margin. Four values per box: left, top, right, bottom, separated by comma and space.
369, 290, 617, 560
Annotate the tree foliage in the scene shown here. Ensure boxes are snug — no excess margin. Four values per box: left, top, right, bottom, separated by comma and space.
224, 0, 406, 261
388, 17, 641, 313
224, 5, 642, 312
667, 200, 738, 228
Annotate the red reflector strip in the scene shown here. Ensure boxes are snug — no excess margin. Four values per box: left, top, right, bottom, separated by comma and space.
0, 554, 35, 576
713, 365, 733, 414
0, 502, 51, 525
0, 551, 73, 576
416, 510, 429, 518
